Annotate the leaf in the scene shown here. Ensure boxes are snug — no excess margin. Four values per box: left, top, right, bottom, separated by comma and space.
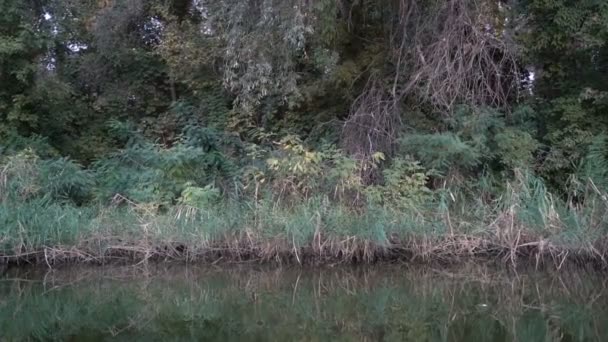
372, 152, 386, 162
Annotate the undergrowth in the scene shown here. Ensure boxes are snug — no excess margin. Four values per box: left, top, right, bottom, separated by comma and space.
1, 131, 607, 268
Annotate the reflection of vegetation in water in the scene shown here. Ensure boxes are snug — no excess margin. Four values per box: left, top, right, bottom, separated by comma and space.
1, 266, 607, 341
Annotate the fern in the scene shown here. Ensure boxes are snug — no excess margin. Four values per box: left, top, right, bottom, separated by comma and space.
93, 123, 240, 205
0, 133, 58, 159
0, 150, 92, 205
399, 133, 480, 173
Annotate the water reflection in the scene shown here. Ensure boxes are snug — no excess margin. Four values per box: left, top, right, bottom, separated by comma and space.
0, 264, 606, 341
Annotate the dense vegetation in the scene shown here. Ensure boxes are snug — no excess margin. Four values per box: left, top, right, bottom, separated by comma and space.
1, 0, 607, 265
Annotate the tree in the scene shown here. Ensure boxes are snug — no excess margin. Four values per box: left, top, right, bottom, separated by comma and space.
0, 0, 50, 135
519, 0, 608, 186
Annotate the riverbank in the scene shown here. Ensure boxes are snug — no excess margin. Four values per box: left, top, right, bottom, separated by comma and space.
2, 197, 607, 268
1, 235, 604, 268
2, 145, 607, 269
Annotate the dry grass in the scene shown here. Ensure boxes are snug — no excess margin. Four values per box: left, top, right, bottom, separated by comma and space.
1, 215, 606, 269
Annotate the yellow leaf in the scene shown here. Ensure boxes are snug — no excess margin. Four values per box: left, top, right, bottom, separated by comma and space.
372, 152, 386, 162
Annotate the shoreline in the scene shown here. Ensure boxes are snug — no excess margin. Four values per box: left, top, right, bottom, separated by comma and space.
2, 234, 606, 269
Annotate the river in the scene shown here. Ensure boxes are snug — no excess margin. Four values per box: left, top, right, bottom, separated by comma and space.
1, 263, 606, 341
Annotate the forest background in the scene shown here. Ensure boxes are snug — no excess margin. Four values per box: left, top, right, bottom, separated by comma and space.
1, 0, 608, 264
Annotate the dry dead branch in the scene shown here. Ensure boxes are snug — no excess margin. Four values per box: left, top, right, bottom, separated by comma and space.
342, 0, 520, 164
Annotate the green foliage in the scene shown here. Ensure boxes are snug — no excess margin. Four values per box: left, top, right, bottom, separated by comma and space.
570, 134, 608, 198
539, 93, 608, 184
399, 106, 542, 186
0, 0, 50, 133
366, 157, 434, 209
178, 183, 220, 208
495, 128, 539, 170
399, 133, 481, 174
0, 0, 608, 254
0, 133, 58, 158
215, 0, 314, 113
519, 0, 608, 190
583, 135, 608, 184
0, 149, 92, 205
94, 144, 212, 205
92, 123, 239, 205
521, 0, 608, 94
263, 135, 328, 199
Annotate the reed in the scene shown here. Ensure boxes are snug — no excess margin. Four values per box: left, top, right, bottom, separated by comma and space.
1, 149, 607, 268
1, 189, 607, 267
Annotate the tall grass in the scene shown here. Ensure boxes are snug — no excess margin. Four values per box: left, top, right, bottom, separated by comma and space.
1, 143, 608, 267
1, 191, 607, 266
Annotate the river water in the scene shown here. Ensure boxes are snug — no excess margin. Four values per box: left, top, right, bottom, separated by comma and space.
0, 264, 606, 341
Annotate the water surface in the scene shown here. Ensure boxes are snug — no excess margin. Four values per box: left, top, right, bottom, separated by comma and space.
1, 264, 606, 341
